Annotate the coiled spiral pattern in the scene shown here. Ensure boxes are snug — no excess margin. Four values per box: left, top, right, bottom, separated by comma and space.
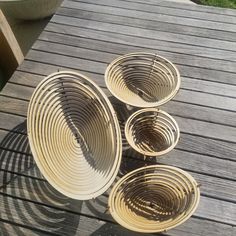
125, 108, 179, 156
105, 52, 180, 107
27, 71, 122, 200
109, 165, 200, 233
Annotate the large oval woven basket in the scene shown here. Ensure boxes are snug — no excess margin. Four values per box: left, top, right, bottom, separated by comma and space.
108, 165, 200, 233
27, 71, 122, 200
125, 108, 180, 157
105, 52, 180, 108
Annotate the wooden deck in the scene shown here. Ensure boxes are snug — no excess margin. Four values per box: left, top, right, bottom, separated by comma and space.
1, 0, 236, 235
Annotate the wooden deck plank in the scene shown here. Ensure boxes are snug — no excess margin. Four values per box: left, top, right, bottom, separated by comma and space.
32, 39, 236, 77
51, 14, 236, 52
44, 23, 236, 85
43, 25, 236, 63
1, 189, 235, 236
1, 172, 236, 226
32, 38, 236, 99
59, 2, 236, 40
64, 0, 236, 25
2, 87, 236, 129
1, 149, 236, 203
1, 115, 236, 191
1, 94, 236, 163
1, 82, 236, 144
22, 50, 236, 112
115, 0, 236, 15
0, 221, 48, 236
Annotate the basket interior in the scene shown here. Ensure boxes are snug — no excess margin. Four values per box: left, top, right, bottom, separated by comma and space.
106, 53, 180, 107
28, 72, 121, 199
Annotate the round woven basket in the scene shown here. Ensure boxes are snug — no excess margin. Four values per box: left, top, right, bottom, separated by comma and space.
108, 165, 200, 233
105, 52, 180, 108
27, 71, 122, 200
125, 108, 179, 156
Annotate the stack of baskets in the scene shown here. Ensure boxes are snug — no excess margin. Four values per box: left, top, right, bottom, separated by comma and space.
27, 53, 200, 233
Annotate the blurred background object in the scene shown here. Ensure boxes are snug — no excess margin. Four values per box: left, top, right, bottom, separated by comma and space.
0, 0, 63, 90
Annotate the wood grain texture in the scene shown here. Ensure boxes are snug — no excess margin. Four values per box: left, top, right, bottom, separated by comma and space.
58, 3, 236, 41
51, 15, 236, 54
0, 172, 235, 226
68, 0, 236, 24
123, 0, 236, 15
43, 26, 236, 62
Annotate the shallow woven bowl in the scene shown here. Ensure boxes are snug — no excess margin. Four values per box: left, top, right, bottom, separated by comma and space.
109, 165, 200, 233
27, 71, 122, 200
105, 52, 180, 108
125, 108, 179, 156
0, 0, 62, 20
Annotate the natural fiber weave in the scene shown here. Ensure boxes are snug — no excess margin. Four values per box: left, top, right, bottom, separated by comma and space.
105, 52, 180, 107
109, 165, 200, 233
125, 108, 179, 156
27, 71, 122, 200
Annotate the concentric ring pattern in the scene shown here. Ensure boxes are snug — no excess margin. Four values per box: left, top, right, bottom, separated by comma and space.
109, 165, 200, 233
27, 71, 122, 200
125, 108, 180, 156
105, 52, 181, 107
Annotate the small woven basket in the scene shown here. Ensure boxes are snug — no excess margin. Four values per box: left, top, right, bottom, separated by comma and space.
105, 52, 180, 108
125, 108, 179, 156
27, 71, 122, 200
108, 165, 200, 233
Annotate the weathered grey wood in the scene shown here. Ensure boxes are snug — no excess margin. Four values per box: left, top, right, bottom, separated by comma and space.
23, 50, 236, 112
0, 95, 28, 116
2, 83, 236, 143
1, 94, 236, 164
177, 133, 236, 161
43, 24, 236, 85
59, 3, 236, 41
0, 222, 48, 236
2, 189, 235, 236
2, 89, 236, 129
1, 117, 236, 187
43, 25, 236, 63
33, 38, 236, 99
51, 15, 236, 52
65, 0, 236, 24
1, 172, 236, 226
162, 149, 236, 180
124, 0, 236, 15
32, 39, 236, 77
0, 113, 25, 132
2, 148, 236, 202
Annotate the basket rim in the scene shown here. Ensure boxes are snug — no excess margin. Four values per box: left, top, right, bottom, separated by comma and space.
105, 52, 181, 108
124, 108, 180, 156
108, 164, 200, 233
27, 71, 122, 200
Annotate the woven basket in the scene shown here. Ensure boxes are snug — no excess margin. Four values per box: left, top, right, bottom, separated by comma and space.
0, 0, 62, 20
105, 52, 180, 108
125, 108, 179, 156
108, 165, 200, 233
27, 71, 122, 200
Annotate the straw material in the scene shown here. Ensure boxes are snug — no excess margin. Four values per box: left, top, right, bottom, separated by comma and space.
105, 52, 180, 108
109, 165, 200, 233
27, 71, 122, 200
125, 108, 179, 156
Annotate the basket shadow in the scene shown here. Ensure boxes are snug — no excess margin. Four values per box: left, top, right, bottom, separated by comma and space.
0, 121, 82, 235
